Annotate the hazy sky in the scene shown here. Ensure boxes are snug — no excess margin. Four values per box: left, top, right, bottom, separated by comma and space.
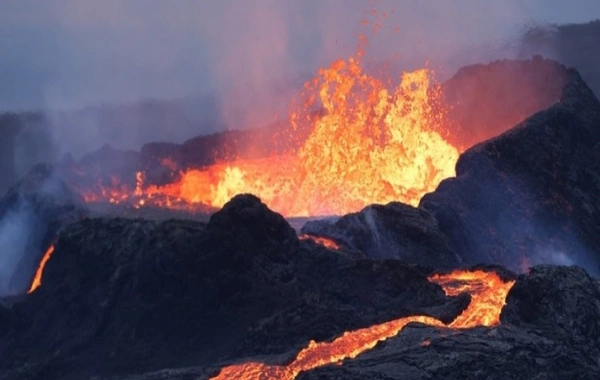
0, 0, 599, 114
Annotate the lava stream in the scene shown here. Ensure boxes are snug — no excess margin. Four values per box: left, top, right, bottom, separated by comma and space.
210, 270, 515, 380
298, 234, 340, 250
28, 244, 55, 293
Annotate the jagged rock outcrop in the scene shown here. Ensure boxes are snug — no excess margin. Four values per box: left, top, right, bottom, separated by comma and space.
422, 64, 600, 273
304, 60, 600, 275
502, 265, 600, 352
301, 202, 459, 268
0, 195, 467, 380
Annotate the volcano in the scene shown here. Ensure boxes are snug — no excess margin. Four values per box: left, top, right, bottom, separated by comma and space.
1, 55, 600, 380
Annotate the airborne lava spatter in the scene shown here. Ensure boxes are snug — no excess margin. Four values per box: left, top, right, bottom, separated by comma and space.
210, 270, 515, 380
77, 55, 459, 217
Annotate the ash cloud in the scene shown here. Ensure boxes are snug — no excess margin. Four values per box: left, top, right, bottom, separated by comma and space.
1, 0, 599, 163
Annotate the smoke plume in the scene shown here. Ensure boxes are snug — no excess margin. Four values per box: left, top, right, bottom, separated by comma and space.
0, 196, 42, 296
1, 0, 597, 163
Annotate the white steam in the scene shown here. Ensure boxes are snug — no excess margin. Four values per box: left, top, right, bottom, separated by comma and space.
0, 197, 40, 296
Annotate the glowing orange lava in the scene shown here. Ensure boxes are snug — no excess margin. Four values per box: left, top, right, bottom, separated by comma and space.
298, 234, 340, 250
429, 270, 515, 328
78, 55, 459, 217
28, 244, 55, 293
210, 270, 515, 380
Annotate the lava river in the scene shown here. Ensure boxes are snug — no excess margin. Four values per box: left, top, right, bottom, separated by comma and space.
210, 270, 515, 380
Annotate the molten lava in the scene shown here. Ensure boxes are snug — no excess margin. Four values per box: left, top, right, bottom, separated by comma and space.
429, 270, 514, 328
77, 55, 459, 217
28, 244, 55, 293
298, 234, 340, 250
210, 270, 515, 380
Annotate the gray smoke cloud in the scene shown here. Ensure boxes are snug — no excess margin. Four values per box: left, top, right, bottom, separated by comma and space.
1, 0, 599, 161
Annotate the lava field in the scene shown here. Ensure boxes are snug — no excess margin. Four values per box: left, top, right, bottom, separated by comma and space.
1, 55, 600, 380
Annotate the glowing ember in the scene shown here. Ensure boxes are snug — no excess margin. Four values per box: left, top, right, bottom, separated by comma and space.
77, 55, 458, 217
28, 244, 55, 293
210, 270, 515, 380
298, 234, 340, 250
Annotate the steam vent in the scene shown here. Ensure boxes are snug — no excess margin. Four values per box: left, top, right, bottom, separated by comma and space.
1, 4, 600, 380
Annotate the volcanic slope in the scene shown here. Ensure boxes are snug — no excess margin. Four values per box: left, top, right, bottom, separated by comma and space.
304, 59, 600, 274
2, 194, 599, 380
2, 58, 600, 379
0, 195, 470, 380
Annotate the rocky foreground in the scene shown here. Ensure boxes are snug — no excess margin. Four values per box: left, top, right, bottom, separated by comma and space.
0, 195, 598, 380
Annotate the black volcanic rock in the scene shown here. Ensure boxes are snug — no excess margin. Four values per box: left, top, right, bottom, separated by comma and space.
305, 60, 600, 275
421, 65, 600, 273
207, 193, 297, 246
502, 265, 600, 351
301, 202, 459, 268
0, 196, 465, 380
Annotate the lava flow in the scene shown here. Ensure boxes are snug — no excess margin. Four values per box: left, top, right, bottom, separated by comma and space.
28, 244, 55, 293
210, 270, 515, 380
77, 54, 459, 217
298, 234, 340, 250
